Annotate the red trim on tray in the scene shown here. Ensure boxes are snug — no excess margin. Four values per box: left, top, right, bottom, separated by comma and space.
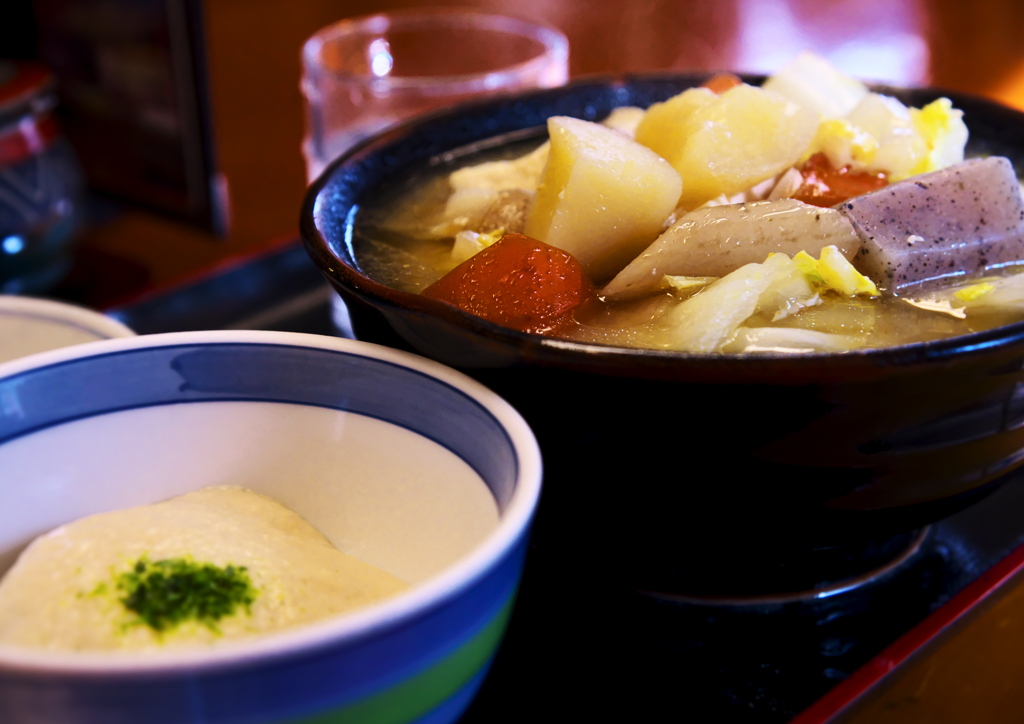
791, 540, 1024, 724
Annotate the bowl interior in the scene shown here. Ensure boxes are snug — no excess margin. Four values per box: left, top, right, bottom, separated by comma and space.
0, 402, 498, 585
0, 332, 532, 612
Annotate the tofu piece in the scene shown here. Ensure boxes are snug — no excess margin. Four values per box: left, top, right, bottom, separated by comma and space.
0, 487, 408, 652
838, 157, 1024, 291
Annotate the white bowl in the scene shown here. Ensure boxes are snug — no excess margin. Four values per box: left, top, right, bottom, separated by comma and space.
0, 295, 134, 364
0, 330, 541, 724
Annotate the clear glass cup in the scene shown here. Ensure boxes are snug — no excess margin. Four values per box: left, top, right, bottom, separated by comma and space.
300, 9, 569, 184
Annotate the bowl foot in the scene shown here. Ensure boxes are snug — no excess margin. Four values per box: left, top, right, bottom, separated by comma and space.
621, 527, 931, 604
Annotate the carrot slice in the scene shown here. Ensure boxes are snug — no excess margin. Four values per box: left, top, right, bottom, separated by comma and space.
422, 233, 597, 335
701, 73, 744, 94
791, 153, 888, 207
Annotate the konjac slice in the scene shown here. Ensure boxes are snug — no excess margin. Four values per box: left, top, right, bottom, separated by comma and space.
839, 157, 1024, 291
422, 233, 596, 334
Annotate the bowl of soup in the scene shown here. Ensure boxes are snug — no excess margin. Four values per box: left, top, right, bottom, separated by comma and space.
302, 57, 1024, 596
0, 330, 541, 724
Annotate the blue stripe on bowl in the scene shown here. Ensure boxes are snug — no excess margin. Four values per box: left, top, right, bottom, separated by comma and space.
0, 342, 517, 510
215, 537, 527, 723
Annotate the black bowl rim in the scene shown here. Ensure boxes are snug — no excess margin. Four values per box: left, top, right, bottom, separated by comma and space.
301, 71, 1024, 383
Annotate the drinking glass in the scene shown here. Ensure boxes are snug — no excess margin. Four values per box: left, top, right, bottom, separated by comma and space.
300, 9, 569, 184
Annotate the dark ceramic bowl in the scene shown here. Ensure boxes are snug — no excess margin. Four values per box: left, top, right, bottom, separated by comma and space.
302, 74, 1024, 597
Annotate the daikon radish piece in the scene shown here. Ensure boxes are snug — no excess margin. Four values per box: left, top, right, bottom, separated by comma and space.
602, 199, 861, 300
523, 116, 683, 282
838, 157, 1024, 292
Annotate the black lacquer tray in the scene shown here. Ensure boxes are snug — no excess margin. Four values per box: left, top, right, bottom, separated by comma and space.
107, 239, 1024, 723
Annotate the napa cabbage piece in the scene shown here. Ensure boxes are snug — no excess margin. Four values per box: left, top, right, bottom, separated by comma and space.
761, 51, 869, 119
805, 118, 879, 171
448, 142, 549, 194
651, 247, 884, 353
662, 275, 717, 295
844, 93, 929, 181
451, 227, 506, 266
911, 98, 969, 176
429, 145, 549, 238
915, 274, 1024, 316
602, 199, 862, 300
657, 253, 820, 352
757, 254, 821, 320
762, 52, 967, 181
722, 326, 864, 354
658, 256, 789, 353
793, 246, 879, 297
808, 94, 966, 181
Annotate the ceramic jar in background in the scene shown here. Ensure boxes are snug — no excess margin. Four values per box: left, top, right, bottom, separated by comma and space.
0, 61, 84, 294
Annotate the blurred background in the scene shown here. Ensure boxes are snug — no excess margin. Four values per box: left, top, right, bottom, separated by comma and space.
2, 0, 1023, 307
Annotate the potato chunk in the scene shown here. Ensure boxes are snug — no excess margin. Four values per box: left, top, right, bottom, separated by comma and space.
523, 116, 683, 282
635, 84, 818, 209
634, 87, 716, 169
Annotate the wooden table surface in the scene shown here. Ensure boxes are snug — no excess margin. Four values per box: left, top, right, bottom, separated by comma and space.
61, 0, 1024, 306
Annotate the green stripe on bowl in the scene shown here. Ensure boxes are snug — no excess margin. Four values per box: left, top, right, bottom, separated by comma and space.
292, 596, 514, 724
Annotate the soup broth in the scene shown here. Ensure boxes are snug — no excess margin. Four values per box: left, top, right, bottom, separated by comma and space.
354, 146, 1024, 354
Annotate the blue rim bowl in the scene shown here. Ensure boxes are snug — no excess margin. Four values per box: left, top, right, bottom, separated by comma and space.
0, 330, 542, 724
